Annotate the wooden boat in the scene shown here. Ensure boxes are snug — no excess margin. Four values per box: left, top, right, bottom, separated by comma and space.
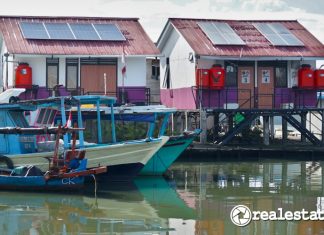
72, 104, 200, 175
0, 125, 106, 190
22, 96, 169, 181
0, 96, 168, 181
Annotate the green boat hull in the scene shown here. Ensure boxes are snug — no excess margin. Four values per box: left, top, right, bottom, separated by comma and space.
139, 130, 200, 176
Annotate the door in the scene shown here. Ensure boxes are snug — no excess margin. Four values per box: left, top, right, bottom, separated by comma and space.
81, 65, 117, 95
257, 67, 274, 109
238, 67, 254, 108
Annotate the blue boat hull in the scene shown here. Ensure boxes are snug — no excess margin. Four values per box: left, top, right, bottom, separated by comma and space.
96, 162, 144, 182
139, 130, 200, 176
0, 175, 85, 191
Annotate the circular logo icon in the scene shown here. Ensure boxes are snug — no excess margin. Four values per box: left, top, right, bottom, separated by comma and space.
230, 205, 252, 227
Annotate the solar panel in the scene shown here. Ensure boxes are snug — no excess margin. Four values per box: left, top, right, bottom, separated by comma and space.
19, 22, 127, 42
44, 23, 75, 40
198, 22, 245, 45
253, 23, 304, 46
93, 24, 126, 41
19, 22, 49, 39
69, 23, 100, 40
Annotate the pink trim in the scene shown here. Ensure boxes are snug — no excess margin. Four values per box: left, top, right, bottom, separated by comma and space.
161, 88, 197, 109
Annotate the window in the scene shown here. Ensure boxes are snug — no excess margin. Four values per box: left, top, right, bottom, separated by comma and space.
225, 63, 237, 87
46, 58, 59, 89
66, 58, 79, 89
162, 58, 170, 89
151, 59, 160, 80
275, 66, 287, 88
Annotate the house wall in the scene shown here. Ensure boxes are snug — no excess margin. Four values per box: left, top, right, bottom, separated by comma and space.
160, 28, 196, 89
4, 55, 147, 88
117, 56, 146, 87
159, 27, 197, 109
146, 59, 160, 104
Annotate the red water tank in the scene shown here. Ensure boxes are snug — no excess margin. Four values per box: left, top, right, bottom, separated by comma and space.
314, 69, 324, 89
15, 63, 32, 88
209, 65, 225, 89
196, 69, 210, 87
298, 64, 314, 89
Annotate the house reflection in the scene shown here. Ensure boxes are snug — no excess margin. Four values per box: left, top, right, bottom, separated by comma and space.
168, 160, 324, 235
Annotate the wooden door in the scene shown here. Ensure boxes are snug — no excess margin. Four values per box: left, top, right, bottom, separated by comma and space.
81, 65, 117, 95
257, 67, 274, 109
237, 67, 254, 108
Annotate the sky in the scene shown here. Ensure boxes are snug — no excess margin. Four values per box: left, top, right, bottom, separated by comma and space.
1, 0, 324, 44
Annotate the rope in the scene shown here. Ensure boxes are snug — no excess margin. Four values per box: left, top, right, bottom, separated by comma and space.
91, 174, 97, 198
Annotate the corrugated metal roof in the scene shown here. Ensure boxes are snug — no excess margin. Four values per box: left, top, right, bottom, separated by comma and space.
165, 18, 324, 58
0, 15, 160, 56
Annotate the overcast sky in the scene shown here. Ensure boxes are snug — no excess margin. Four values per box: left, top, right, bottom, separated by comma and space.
1, 0, 324, 43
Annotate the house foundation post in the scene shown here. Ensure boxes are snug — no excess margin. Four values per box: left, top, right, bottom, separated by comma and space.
263, 115, 270, 146
301, 112, 307, 143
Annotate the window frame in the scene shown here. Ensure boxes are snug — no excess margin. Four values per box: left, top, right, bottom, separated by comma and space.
65, 58, 79, 89
46, 58, 59, 89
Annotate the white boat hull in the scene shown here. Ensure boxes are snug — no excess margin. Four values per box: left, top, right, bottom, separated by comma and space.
8, 136, 169, 173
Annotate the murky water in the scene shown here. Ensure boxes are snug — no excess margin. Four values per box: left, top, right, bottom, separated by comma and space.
0, 159, 323, 235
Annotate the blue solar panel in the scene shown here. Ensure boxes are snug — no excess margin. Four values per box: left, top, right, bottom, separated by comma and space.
254, 23, 304, 46
45, 23, 75, 40
69, 23, 100, 40
19, 22, 127, 42
198, 22, 245, 45
93, 24, 126, 41
19, 22, 49, 39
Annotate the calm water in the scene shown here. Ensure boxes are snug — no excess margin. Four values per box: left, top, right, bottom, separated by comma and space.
1, 159, 323, 235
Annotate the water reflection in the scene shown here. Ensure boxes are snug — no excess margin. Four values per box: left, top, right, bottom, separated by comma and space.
0, 177, 195, 234
0, 160, 323, 234
168, 160, 324, 235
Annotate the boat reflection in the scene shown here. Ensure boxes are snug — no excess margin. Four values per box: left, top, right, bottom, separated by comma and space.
0, 177, 196, 234
1, 160, 323, 234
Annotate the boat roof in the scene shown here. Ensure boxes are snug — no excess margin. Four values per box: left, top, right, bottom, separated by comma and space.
70, 104, 177, 114
73, 95, 116, 105
18, 95, 116, 108
0, 102, 37, 111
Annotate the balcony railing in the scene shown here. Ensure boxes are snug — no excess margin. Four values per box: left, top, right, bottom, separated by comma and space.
192, 86, 318, 110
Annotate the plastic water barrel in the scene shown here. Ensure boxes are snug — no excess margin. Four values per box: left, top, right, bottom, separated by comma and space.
298, 64, 314, 89
209, 64, 225, 89
196, 69, 210, 87
314, 69, 324, 89
15, 63, 32, 88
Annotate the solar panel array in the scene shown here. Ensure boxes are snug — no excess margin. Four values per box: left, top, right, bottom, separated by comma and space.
19, 22, 126, 41
197, 22, 245, 45
253, 23, 304, 46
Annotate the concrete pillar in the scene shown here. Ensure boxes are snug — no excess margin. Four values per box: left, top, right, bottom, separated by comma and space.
282, 117, 288, 142
184, 111, 188, 131
282, 162, 287, 193
301, 112, 307, 143
263, 163, 270, 192
200, 110, 207, 144
322, 110, 324, 144
228, 114, 233, 132
171, 113, 174, 135
301, 161, 307, 193
213, 112, 219, 141
263, 115, 270, 146
270, 116, 275, 140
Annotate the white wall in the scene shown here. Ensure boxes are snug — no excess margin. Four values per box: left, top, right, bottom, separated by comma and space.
197, 59, 223, 69
5, 55, 147, 88
117, 56, 146, 87
159, 27, 196, 89
15, 56, 46, 86
289, 60, 316, 87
